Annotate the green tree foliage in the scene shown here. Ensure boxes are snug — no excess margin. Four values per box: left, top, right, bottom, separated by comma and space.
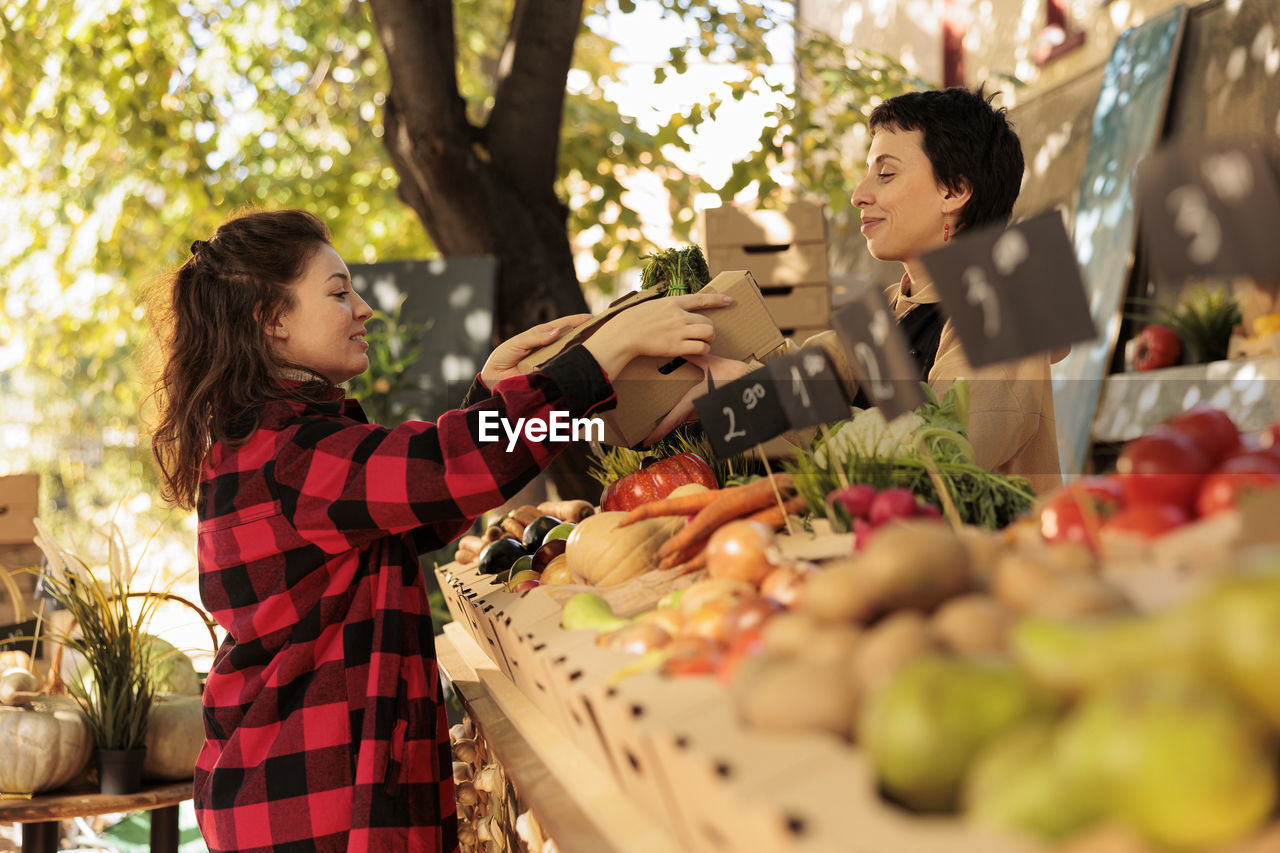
0, 0, 923, 557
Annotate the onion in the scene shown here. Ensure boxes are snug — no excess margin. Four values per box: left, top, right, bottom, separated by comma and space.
706, 520, 778, 586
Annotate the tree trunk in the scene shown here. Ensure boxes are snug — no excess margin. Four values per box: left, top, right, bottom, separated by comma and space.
369, 0, 602, 501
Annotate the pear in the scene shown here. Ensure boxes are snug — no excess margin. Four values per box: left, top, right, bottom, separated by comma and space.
559, 592, 629, 633
1203, 572, 1280, 729
859, 655, 1053, 812
962, 719, 1098, 841
1056, 669, 1276, 850
1010, 603, 1206, 699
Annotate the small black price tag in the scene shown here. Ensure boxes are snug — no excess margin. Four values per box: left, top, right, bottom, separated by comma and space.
1138, 137, 1280, 283
921, 209, 1096, 368
0, 618, 42, 659
765, 349, 852, 430
693, 366, 791, 458
828, 288, 925, 421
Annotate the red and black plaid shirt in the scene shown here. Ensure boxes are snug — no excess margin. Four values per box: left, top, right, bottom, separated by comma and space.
194, 346, 614, 852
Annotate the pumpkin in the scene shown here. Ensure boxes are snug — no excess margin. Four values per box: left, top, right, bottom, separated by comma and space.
0, 668, 93, 794
565, 512, 683, 586
143, 693, 204, 780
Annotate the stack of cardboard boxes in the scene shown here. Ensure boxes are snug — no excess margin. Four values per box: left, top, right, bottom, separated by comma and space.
0, 473, 42, 650
698, 201, 832, 345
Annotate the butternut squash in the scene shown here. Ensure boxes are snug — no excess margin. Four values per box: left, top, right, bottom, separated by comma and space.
564, 511, 683, 587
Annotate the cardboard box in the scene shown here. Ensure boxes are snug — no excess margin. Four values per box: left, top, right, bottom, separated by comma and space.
0, 473, 38, 545
518, 271, 783, 447
706, 242, 829, 286
698, 200, 827, 248
700, 201, 830, 290
759, 283, 831, 330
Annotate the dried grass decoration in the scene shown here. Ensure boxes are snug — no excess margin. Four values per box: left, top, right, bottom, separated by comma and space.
33, 519, 159, 752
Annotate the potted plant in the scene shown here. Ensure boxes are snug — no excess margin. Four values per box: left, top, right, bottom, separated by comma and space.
33, 519, 161, 795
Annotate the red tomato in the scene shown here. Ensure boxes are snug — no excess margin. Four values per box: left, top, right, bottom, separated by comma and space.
1216, 449, 1280, 476
1132, 324, 1181, 371
1257, 422, 1280, 452
1163, 406, 1240, 465
600, 452, 718, 512
1115, 432, 1211, 510
1040, 477, 1125, 550
716, 626, 765, 685
1102, 502, 1189, 539
1196, 471, 1280, 517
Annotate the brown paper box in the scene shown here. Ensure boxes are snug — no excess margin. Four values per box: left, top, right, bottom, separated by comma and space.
698, 201, 827, 248
759, 283, 832, 328
517, 271, 784, 447
707, 243, 830, 287
0, 474, 38, 545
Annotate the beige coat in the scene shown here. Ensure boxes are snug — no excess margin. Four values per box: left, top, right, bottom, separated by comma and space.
790, 273, 1065, 496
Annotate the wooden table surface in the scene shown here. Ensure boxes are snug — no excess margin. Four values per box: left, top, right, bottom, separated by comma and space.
0, 780, 193, 823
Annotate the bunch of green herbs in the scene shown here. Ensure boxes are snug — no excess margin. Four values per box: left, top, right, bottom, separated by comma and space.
785, 381, 1035, 531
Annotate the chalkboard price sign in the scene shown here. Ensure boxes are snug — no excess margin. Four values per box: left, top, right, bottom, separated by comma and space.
693, 366, 792, 457
828, 288, 925, 420
765, 349, 852, 430
1138, 137, 1280, 283
921, 209, 1096, 368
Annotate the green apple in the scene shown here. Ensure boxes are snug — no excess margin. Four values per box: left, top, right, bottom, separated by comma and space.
542, 522, 576, 546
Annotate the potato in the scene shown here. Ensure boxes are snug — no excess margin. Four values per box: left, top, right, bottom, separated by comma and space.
761, 611, 826, 657
991, 552, 1062, 613
852, 611, 940, 698
732, 653, 859, 740
858, 522, 972, 615
931, 594, 1013, 655
1023, 576, 1130, 620
799, 559, 878, 623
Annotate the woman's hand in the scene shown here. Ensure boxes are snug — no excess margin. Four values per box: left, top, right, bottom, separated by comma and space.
480, 314, 593, 386
584, 291, 733, 378
643, 354, 756, 445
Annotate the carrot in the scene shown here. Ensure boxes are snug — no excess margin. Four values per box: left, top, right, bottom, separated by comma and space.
657, 539, 707, 572
618, 487, 745, 527
658, 475, 794, 560
671, 549, 708, 576
512, 505, 541, 526
537, 499, 596, 523
746, 496, 808, 529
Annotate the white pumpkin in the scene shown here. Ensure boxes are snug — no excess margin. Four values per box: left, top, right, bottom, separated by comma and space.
0, 694, 93, 794
143, 693, 205, 780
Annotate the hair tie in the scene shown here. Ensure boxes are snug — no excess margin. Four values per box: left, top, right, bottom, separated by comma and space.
190, 239, 210, 256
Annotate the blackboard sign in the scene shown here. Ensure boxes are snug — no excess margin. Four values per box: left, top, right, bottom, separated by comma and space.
0, 618, 42, 659
349, 257, 498, 422
829, 287, 925, 420
1138, 137, 1280, 283
922, 209, 1097, 368
693, 368, 791, 457
765, 349, 852, 430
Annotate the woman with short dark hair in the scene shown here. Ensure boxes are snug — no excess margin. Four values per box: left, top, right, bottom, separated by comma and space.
809, 86, 1063, 494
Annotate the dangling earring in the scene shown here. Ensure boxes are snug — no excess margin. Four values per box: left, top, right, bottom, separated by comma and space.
943, 217, 951, 243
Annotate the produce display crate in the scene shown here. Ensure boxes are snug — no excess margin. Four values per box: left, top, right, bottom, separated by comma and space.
434, 554, 1049, 853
